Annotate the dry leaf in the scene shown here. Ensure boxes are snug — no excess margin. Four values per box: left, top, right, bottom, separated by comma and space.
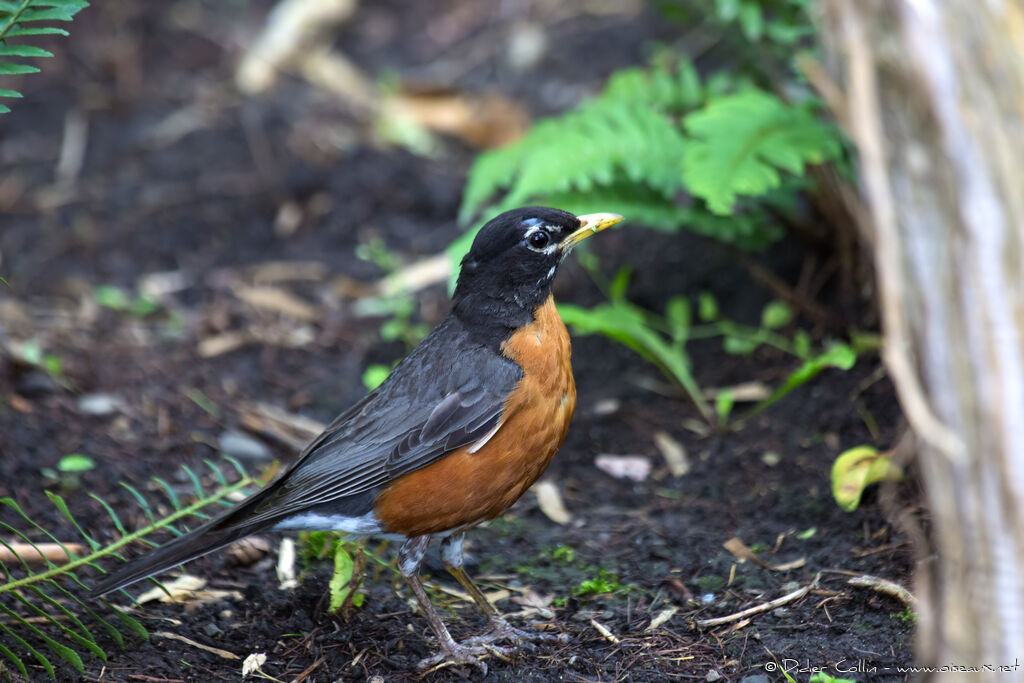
436, 584, 510, 605
198, 331, 251, 358
645, 606, 678, 631
232, 285, 318, 321
723, 536, 806, 572
653, 431, 689, 477
510, 588, 554, 609
236, 0, 360, 95
594, 454, 652, 482
249, 261, 328, 284
704, 381, 771, 402
377, 253, 451, 297
533, 480, 571, 524
384, 90, 529, 148
242, 652, 267, 677
136, 575, 206, 603
226, 536, 271, 567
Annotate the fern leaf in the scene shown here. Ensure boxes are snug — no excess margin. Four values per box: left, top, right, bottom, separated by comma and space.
0, 459, 257, 678
0, 0, 88, 114
459, 59, 697, 225
681, 89, 841, 214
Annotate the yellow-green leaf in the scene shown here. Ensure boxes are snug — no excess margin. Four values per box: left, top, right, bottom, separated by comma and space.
328, 545, 356, 612
831, 445, 903, 512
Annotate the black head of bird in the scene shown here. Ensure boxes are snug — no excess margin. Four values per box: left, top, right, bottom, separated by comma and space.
453, 207, 623, 336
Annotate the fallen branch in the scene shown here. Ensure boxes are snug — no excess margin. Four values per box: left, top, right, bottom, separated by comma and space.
0, 543, 84, 565
847, 573, 918, 610
694, 574, 820, 628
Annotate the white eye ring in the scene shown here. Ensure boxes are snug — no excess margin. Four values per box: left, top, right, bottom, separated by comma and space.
524, 225, 558, 253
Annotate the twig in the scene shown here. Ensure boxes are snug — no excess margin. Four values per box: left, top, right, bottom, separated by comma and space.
590, 618, 621, 644
0, 542, 84, 565
154, 631, 239, 660
290, 655, 325, 683
847, 574, 918, 610
695, 574, 820, 628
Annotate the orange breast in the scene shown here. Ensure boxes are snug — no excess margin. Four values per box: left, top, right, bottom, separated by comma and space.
373, 295, 576, 537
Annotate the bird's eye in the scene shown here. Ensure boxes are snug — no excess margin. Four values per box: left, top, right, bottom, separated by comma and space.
527, 229, 551, 250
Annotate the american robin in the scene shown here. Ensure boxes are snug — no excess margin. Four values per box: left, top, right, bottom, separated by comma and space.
91, 207, 623, 672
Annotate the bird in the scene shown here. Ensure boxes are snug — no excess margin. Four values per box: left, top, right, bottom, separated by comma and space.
91, 206, 624, 672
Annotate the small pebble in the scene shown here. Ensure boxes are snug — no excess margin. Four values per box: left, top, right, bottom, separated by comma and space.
701, 593, 715, 605
77, 392, 126, 416
706, 670, 723, 682
218, 430, 271, 461
740, 675, 770, 683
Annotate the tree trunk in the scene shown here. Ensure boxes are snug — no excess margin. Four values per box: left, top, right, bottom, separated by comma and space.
819, 0, 1024, 675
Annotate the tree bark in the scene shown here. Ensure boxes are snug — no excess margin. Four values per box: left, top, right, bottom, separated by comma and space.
819, 0, 1024, 675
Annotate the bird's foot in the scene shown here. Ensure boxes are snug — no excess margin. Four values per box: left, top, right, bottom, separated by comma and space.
418, 639, 513, 676
464, 616, 570, 647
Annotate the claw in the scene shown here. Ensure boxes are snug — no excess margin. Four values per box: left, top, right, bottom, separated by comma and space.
418, 641, 514, 675
464, 616, 568, 647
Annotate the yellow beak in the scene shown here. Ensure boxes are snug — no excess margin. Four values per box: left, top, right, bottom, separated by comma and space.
559, 213, 624, 251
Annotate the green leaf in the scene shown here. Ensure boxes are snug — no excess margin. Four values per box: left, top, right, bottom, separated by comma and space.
0, 61, 39, 74
723, 335, 758, 355
760, 300, 792, 329
4, 26, 69, 37
56, 454, 95, 473
0, 45, 52, 57
361, 364, 390, 391
15, 6, 83, 22
743, 342, 857, 421
698, 292, 718, 321
19, 339, 42, 364
715, 390, 734, 424
0, 1, 86, 115
558, 301, 712, 420
608, 266, 632, 303
831, 446, 903, 512
792, 329, 811, 357
682, 89, 841, 214
738, 2, 764, 40
328, 544, 357, 612
665, 296, 690, 343
0, 637, 30, 678
93, 285, 130, 310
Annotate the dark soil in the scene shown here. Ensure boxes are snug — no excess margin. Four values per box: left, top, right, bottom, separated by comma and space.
1, 2, 914, 681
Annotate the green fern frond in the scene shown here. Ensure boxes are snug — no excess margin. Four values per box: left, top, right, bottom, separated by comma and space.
0, 458, 258, 679
459, 57, 840, 250
682, 89, 841, 215
0, 0, 88, 114
459, 60, 694, 226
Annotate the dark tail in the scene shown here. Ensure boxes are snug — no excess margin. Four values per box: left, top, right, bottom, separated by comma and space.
89, 522, 256, 597
90, 487, 281, 597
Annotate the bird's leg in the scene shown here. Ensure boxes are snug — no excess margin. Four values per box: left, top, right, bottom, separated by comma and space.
440, 533, 568, 646
398, 536, 510, 674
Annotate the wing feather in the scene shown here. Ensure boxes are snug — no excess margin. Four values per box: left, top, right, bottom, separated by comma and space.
235, 316, 521, 527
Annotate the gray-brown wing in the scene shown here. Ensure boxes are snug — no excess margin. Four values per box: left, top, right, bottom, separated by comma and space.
238, 316, 522, 527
